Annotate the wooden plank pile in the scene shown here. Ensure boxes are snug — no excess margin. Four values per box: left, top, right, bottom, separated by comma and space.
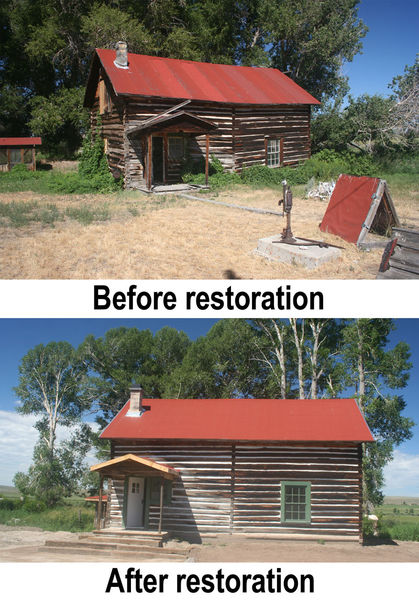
377, 228, 419, 279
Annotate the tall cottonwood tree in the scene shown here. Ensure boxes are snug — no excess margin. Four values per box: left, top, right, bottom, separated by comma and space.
340, 319, 413, 506
253, 318, 413, 506
13, 341, 90, 505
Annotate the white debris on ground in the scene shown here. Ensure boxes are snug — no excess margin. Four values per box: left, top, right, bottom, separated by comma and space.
305, 178, 336, 200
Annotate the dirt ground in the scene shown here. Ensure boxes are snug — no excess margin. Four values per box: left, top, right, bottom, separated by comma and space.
0, 526, 418, 562
1, 185, 417, 279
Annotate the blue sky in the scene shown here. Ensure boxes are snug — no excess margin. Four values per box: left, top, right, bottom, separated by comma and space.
344, 0, 418, 98
0, 318, 418, 496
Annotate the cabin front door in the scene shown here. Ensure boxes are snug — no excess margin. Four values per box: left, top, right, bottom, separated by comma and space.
152, 136, 164, 183
126, 476, 145, 529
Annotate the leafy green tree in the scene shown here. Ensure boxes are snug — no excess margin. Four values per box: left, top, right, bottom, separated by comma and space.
14, 424, 92, 507
168, 319, 261, 398
13, 341, 90, 506
259, 0, 367, 102
388, 56, 419, 150
81, 3, 155, 55
15, 342, 87, 452
29, 87, 88, 157
80, 327, 154, 425
343, 93, 395, 153
80, 326, 190, 424
340, 319, 413, 507
253, 318, 414, 507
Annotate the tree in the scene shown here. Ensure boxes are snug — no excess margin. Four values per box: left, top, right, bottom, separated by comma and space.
251, 319, 345, 399
15, 342, 87, 452
80, 326, 191, 425
388, 56, 419, 150
14, 424, 92, 507
0, 0, 368, 156
340, 319, 413, 507
13, 341, 90, 506
251, 319, 414, 507
258, 0, 367, 102
168, 319, 260, 398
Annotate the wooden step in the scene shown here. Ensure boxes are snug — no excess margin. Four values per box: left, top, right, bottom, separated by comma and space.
91, 529, 169, 546
46, 540, 188, 556
83, 534, 162, 547
38, 546, 186, 561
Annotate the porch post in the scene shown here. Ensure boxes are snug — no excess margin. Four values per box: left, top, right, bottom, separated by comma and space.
205, 134, 209, 187
158, 478, 164, 534
98, 473, 104, 530
147, 134, 153, 190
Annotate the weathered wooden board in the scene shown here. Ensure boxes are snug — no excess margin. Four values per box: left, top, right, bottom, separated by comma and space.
377, 228, 419, 279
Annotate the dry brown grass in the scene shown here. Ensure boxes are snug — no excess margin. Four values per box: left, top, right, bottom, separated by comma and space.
0, 185, 417, 279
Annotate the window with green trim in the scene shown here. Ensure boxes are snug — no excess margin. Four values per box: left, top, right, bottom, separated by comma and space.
150, 478, 172, 505
281, 481, 311, 523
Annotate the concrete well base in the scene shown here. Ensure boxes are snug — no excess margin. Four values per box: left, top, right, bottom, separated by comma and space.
255, 235, 341, 269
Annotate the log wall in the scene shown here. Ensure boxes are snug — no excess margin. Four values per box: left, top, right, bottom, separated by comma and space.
108, 440, 362, 539
90, 77, 312, 188
91, 71, 125, 178
234, 105, 311, 171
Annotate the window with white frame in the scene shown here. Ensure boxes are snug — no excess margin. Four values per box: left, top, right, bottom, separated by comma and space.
266, 137, 282, 167
168, 136, 185, 161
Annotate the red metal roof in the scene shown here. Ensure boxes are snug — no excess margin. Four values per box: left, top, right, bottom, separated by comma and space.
0, 137, 42, 146
320, 175, 382, 244
84, 495, 108, 502
100, 398, 373, 442
95, 49, 320, 106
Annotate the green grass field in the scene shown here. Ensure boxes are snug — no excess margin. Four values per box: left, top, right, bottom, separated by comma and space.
373, 501, 419, 542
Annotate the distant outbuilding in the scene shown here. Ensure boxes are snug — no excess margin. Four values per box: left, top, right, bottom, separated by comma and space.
0, 137, 42, 172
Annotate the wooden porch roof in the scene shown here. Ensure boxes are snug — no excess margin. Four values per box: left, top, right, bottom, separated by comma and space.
127, 110, 217, 135
90, 453, 179, 480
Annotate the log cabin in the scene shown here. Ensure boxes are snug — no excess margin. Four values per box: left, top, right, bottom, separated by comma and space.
83, 42, 320, 190
91, 387, 374, 543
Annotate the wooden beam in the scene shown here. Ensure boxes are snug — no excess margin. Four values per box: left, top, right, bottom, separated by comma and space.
205, 134, 209, 187
32, 147, 36, 171
147, 134, 153, 190
158, 478, 164, 534
98, 474, 104, 530
163, 134, 168, 184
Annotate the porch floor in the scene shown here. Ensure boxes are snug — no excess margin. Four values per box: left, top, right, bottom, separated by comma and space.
137, 183, 209, 194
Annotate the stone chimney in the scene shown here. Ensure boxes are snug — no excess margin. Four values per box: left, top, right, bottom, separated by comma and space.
114, 41, 128, 69
127, 385, 144, 416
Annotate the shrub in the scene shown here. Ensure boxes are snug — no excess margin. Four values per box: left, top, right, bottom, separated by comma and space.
362, 516, 375, 538
0, 497, 22, 510
23, 498, 47, 513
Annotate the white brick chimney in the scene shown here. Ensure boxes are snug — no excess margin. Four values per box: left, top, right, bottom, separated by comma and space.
114, 41, 128, 69
126, 385, 144, 416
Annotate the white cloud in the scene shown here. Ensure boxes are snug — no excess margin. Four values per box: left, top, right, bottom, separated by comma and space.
383, 450, 419, 497
0, 410, 99, 487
